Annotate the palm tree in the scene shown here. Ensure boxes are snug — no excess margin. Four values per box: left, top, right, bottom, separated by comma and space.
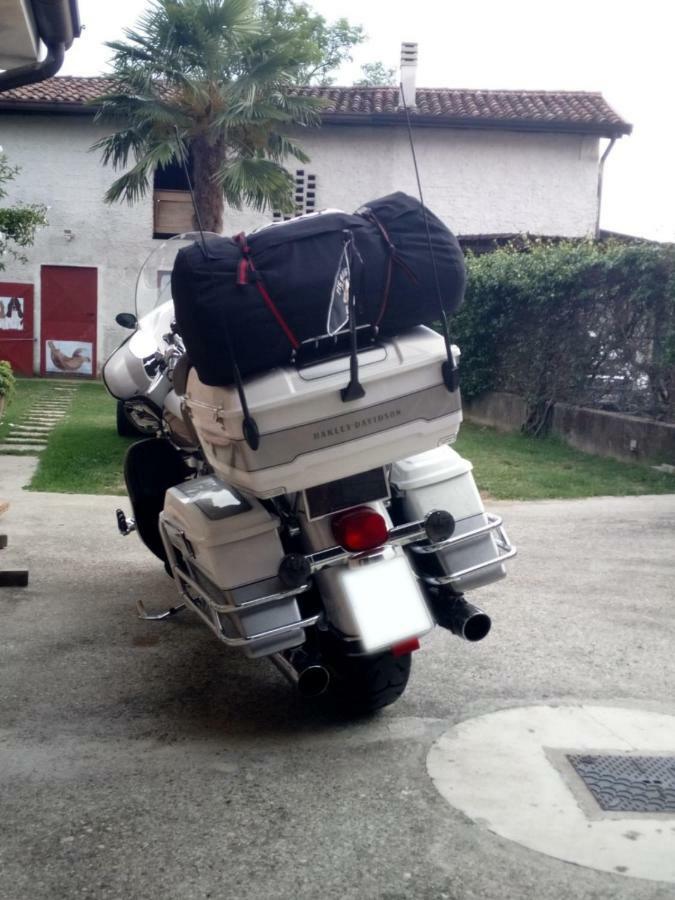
92, 0, 323, 232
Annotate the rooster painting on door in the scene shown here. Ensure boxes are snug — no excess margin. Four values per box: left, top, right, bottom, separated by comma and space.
40, 266, 97, 377
45, 340, 93, 375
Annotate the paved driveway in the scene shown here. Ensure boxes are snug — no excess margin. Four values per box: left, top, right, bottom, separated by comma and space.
1, 456, 674, 900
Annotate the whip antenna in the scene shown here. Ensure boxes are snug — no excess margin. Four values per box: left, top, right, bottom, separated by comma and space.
399, 84, 459, 393
174, 125, 208, 255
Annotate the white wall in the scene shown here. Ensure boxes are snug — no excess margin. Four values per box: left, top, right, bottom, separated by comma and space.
0, 113, 599, 370
0, 114, 155, 372
225, 125, 600, 237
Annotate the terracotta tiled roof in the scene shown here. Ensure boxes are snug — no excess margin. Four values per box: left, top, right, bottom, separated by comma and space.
296, 86, 631, 136
0, 75, 115, 105
0, 76, 632, 137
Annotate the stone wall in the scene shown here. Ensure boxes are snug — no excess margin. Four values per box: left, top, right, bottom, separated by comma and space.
552, 403, 675, 465
462, 392, 528, 432
463, 391, 675, 464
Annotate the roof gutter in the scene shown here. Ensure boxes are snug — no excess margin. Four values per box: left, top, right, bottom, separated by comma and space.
319, 113, 631, 139
0, 0, 80, 93
595, 136, 617, 237
32, 0, 80, 49
0, 101, 633, 140
0, 43, 64, 93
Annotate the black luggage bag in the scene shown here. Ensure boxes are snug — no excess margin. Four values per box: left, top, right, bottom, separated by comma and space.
171, 192, 465, 386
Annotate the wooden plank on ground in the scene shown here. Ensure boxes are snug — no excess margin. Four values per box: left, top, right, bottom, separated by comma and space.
0, 570, 28, 587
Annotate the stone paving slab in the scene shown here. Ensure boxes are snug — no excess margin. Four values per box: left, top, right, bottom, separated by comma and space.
22, 414, 64, 420
0, 443, 48, 453
4, 434, 48, 442
19, 419, 57, 425
8, 428, 52, 438
3, 444, 48, 451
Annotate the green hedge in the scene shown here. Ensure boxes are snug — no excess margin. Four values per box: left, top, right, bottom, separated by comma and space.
0, 360, 15, 403
452, 239, 675, 430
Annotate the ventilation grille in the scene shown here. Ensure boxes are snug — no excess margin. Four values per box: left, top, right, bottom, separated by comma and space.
273, 170, 317, 222
400, 42, 418, 65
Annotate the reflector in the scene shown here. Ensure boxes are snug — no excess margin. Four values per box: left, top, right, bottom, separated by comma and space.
331, 506, 388, 553
392, 638, 420, 657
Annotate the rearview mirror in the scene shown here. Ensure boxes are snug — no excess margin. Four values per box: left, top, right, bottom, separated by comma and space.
116, 312, 138, 329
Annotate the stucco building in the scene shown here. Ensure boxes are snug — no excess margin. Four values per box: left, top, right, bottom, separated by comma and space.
0, 71, 631, 375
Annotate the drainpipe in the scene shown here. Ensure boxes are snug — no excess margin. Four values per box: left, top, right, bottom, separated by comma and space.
595, 136, 616, 238
0, 44, 65, 92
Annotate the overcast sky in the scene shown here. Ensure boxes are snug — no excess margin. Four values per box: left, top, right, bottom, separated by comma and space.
60, 0, 675, 241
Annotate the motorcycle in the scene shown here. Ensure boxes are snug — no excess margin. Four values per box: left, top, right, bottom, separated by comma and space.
103, 229, 516, 714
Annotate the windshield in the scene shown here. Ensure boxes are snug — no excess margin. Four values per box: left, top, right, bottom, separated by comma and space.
135, 231, 220, 322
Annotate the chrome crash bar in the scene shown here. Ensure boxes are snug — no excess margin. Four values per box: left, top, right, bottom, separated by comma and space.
155, 510, 515, 651
414, 514, 517, 586
158, 519, 319, 650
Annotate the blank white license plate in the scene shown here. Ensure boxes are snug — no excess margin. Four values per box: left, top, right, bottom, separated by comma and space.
340, 554, 434, 652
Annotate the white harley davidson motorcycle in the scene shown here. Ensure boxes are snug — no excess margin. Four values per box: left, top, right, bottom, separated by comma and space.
104, 231, 516, 714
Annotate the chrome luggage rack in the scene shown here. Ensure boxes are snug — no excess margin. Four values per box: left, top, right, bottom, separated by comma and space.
154, 510, 516, 654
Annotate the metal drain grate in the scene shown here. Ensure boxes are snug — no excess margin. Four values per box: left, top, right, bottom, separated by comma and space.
567, 754, 675, 813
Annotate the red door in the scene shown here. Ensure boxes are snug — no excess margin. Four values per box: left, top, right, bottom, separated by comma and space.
41, 266, 97, 377
0, 282, 35, 375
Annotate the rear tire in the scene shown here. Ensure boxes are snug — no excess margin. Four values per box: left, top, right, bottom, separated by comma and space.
326, 648, 412, 715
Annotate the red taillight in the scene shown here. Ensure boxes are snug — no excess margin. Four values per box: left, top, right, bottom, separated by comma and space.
392, 638, 420, 657
331, 506, 388, 553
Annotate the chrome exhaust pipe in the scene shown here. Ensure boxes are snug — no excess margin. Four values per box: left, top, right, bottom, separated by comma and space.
430, 592, 491, 642
270, 652, 331, 698
297, 664, 331, 699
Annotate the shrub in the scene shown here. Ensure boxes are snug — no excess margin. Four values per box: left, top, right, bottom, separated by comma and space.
452, 239, 675, 430
0, 359, 15, 405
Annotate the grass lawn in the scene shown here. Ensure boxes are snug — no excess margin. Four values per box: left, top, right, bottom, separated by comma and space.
28, 381, 134, 495
2, 377, 672, 499
455, 421, 675, 500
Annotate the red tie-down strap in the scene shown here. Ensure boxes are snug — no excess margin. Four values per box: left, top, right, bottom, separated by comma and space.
233, 232, 300, 351
359, 211, 418, 327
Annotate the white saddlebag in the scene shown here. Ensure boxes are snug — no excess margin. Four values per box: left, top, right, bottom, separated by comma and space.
391, 447, 507, 592
161, 476, 305, 657
184, 327, 462, 498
